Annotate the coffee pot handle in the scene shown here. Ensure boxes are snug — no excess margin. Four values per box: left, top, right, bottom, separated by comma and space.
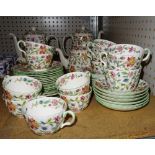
46, 35, 59, 48
17, 40, 27, 57
97, 30, 104, 39
60, 110, 76, 128
62, 35, 74, 56
100, 52, 107, 68
143, 48, 151, 62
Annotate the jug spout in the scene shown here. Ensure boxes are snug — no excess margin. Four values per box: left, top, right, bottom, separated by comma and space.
9, 33, 26, 63
56, 48, 69, 69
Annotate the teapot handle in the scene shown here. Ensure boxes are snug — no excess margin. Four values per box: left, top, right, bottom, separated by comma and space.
97, 30, 104, 39
46, 35, 59, 48
62, 35, 74, 56
17, 40, 27, 57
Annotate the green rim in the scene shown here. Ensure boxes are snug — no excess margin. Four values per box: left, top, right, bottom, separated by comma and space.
96, 92, 149, 105
93, 87, 149, 101
93, 79, 149, 96
95, 95, 149, 111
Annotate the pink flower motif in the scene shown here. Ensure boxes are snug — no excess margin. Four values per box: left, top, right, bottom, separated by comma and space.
51, 99, 58, 106
32, 56, 35, 60
116, 46, 123, 52
54, 115, 61, 123
71, 74, 75, 80
60, 78, 65, 84
80, 96, 85, 101
111, 71, 115, 78
129, 47, 134, 52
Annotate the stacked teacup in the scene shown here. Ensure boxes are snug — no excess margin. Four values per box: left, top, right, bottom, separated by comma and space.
100, 44, 151, 91
87, 39, 116, 83
17, 40, 54, 71
56, 71, 92, 113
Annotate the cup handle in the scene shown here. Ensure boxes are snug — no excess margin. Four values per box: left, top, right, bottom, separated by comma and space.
62, 35, 74, 56
143, 48, 151, 62
60, 110, 76, 128
17, 40, 27, 56
100, 52, 107, 68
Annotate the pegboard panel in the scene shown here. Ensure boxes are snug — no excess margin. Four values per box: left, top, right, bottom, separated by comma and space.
102, 16, 155, 95
0, 16, 98, 53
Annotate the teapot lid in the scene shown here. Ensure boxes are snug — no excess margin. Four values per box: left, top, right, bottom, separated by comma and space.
75, 26, 92, 35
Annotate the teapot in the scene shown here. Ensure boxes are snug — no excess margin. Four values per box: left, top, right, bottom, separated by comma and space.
9, 27, 59, 63
56, 48, 92, 72
62, 26, 104, 56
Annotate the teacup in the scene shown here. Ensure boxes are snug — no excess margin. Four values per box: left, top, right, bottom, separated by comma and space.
105, 67, 142, 91
2, 75, 42, 100
60, 87, 92, 113
26, 53, 53, 71
22, 97, 76, 135
87, 39, 116, 61
17, 40, 54, 54
56, 71, 91, 95
100, 44, 151, 69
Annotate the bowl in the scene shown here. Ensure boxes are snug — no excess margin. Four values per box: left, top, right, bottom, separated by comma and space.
2, 75, 42, 100
56, 71, 90, 95
60, 87, 92, 113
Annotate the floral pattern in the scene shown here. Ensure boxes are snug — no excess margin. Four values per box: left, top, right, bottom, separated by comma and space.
2, 76, 42, 100
106, 44, 151, 69
106, 68, 141, 91
4, 98, 26, 118
60, 88, 92, 113
25, 34, 45, 44
56, 72, 90, 95
22, 97, 75, 135
68, 50, 92, 72
94, 79, 149, 95
27, 53, 53, 71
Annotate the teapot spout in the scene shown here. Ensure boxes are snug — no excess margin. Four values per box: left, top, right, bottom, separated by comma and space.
56, 48, 69, 69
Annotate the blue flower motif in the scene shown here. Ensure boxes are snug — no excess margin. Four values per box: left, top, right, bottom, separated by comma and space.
42, 126, 47, 130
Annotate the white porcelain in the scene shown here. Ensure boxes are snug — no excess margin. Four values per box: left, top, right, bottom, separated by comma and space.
60, 87, 92, 113
22, 97, 76, 135
2, 75, 42, 100
56, 71, 91, 95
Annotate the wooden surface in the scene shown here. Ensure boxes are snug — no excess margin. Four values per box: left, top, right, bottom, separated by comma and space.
1, 85, 155, 139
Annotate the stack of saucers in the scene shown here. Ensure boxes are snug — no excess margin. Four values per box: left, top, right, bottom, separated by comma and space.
93, 78, 149, 111
12, 61, 64, 96
56, 71, 92, 113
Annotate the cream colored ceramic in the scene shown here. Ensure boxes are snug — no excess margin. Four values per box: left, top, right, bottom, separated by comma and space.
60, 87, 92, 113
4, 98, 27, 118
100, 44, 151, 69
105, 67, 142, 91
2, 75, 42, 100
56, 71, 90, 95
22, 96, 76, 135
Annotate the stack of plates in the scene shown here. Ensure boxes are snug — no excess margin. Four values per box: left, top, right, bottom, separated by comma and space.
13, 61, 64, 96
93, 79, 150, 111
